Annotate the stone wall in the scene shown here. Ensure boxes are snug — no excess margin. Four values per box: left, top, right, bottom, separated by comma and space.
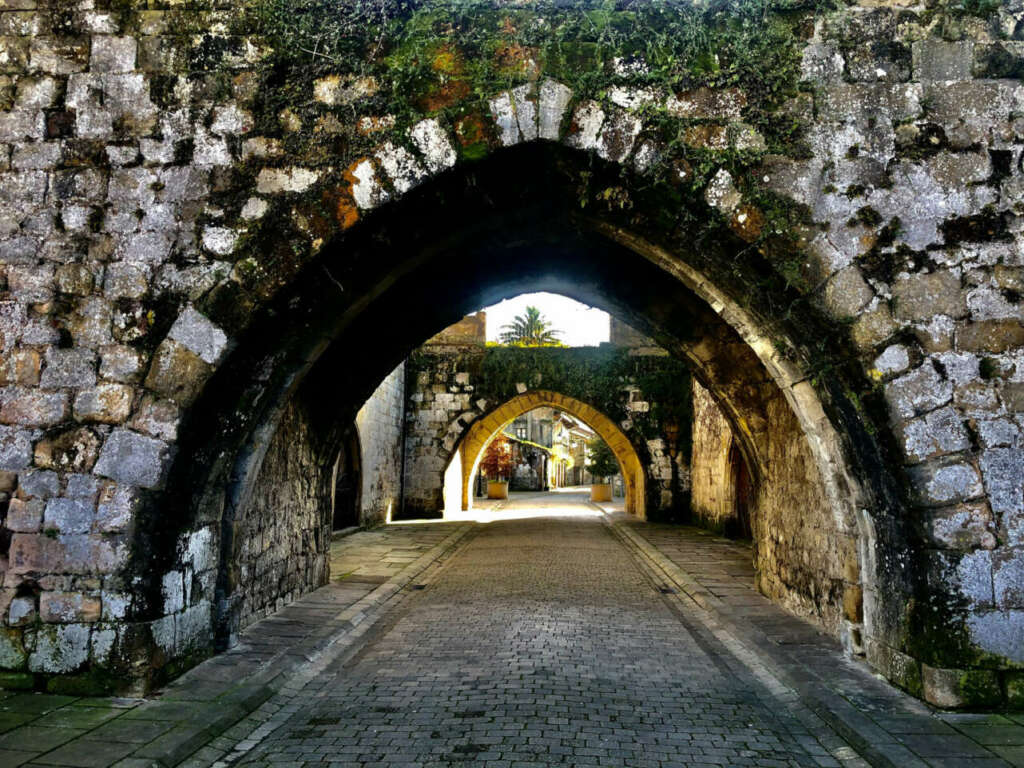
355, 362, 405, 527
691, 379, 852, 638
229, 398, 331, 633
0, 0, 1021, 704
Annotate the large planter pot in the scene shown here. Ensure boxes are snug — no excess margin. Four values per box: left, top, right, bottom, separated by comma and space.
590, 483, 612, 502
487, 481, 509, 500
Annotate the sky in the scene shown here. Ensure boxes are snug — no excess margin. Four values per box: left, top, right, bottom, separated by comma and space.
482, 292, 610, 347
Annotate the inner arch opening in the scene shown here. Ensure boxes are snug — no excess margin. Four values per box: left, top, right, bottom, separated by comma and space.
447, 390, 647, 519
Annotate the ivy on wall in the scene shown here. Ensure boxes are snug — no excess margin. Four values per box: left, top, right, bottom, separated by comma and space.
410, 345, 692, 445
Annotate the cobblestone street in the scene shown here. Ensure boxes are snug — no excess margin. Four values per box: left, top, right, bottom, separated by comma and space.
228, 491, 1024, 768
3, 491, 1023, 767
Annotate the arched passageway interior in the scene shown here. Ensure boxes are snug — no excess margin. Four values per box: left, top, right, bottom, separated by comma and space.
150, 145, 887, 673
1, 0, 1019, 711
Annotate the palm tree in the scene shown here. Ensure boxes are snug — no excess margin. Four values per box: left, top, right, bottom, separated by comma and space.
499, 306, 562, 346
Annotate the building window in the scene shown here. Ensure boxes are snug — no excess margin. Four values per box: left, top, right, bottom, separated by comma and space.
516, 427, 527, 439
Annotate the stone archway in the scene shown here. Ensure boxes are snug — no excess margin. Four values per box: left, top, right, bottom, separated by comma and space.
451, 391, 647, 519
6, 0, 1022, 707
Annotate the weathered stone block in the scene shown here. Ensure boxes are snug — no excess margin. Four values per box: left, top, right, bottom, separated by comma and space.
374, 142, 427, 195
68, 296, 114, 348
845, 42, 910, 82
912, 41, 973, 82
873, 344, 910, 377
538, 79, 572, 141
6, 497, 42, 532
12, 140, 59, 170
0, 349, 41, 387
8, 596, 36, 627
312, 74, 377, 106
9, 531, 65, 574
0, 628, 26, 670
17, 468, 57, 499
130, 395, 178, 441
93, 428, 170, 489
704, 169, 741, 215
7, 263, 53, 302
956, 320, 1024, 354
922, 664, 1001, 708
994, 551, 1024, 608
73, 382, 134, 423
39, 348, 97, 389
44, 497, 94, 534
103, 263, 149, 300
966, 610, 1024, 664
899, 406, 970, 464
346, 158, 388, 210
885, 362, 952, 420
40, 592, 101, 623
801, 42, 844, 84
33, 426, 102, 472
908, 459, 983, 506
29, 38, 88, 75
144, 338, 212, 406
255, 167, 319, 194
0, 425, 33, 471
54, 264, 95, 297
821, 266, 873, 320
99, 344, 142, 383
925, 502, 996, 551
851, 303, 897, 350
0, 388, 68, 426
66, 474, 100, 501
95, 484, 136, 533
866, 639, 922, 697
28, 623, 90, 673
893, 270, 964, 322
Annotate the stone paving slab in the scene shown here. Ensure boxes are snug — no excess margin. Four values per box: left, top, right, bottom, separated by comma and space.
0, 522, 473, 768
610, 517, 1024, 768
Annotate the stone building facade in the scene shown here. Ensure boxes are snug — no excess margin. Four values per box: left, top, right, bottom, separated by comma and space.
401, 336, 690, 520
0, 0, 1020, 706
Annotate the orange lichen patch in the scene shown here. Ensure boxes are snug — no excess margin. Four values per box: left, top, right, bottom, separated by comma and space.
335, 194, 359, 230
430, 43, 464, 75
494, 43, 539, 78
356, 115, 396, 136
343, 158, 369, 186
730, 204, 765, 242
417, 43, 472, 111
420, 79, 471, 112
318, 161, 368, 229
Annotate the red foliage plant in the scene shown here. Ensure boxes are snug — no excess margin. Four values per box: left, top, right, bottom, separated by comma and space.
479, 433, 515, 480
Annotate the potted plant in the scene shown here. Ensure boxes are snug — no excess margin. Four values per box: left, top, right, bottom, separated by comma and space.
586, 438, 619, 502
479, 434, 514, 500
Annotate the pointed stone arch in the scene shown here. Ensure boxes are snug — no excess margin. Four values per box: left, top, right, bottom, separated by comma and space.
452, 390, 647, 519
